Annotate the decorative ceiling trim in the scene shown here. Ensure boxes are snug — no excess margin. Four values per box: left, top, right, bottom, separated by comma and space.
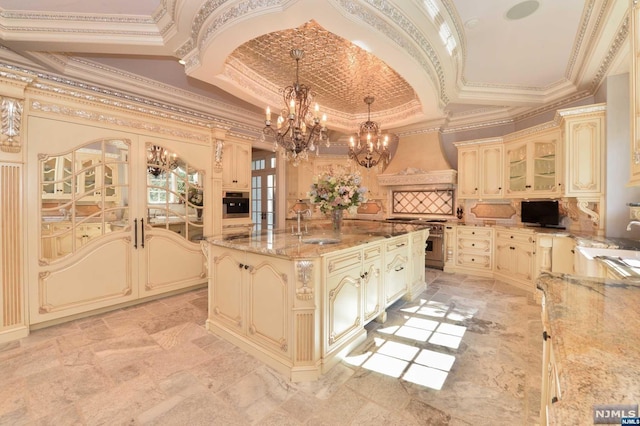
0, 62, 264, 138
0, 10, 155, 24
176, 0, 259, 58
29, 99, 210, 142
341, 0, 448, 106
589, 13, 628, 92
566, 0, 598, 80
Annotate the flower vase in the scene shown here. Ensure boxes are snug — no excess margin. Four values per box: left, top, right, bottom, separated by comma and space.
331, 209, 343, 233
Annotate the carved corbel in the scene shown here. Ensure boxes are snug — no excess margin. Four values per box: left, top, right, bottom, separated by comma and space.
576, 198, 600, 225
295, 260, 314, 300
1, 97, 23, 153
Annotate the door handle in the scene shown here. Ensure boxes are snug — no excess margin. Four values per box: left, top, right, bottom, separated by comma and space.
141, 218, 145, 248
134, 218, 138, 249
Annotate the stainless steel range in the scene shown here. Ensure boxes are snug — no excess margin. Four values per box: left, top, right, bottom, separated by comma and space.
385, 218, 446, 270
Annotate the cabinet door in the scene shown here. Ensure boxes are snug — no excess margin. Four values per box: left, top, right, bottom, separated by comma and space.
457, 147, 479, 199
505, 141, 528, 195
324, 250, 363, 352
222, 141, 251, 189
564, 114, 604, 196
233, 142, 251, 189
362, 244, 382, 323
384, 237, 409, 305
211, 251, 245, 332
479, 144, 503, 198
245, 254, 292, 357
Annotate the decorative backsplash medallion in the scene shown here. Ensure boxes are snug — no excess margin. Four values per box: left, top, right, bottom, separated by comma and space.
392, 190, 454, 215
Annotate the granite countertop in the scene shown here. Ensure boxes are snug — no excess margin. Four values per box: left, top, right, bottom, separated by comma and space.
536, 272, 640, 424
207, 219, 430, 259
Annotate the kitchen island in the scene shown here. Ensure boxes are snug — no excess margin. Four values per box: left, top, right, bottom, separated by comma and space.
536, 272, 640, 424
203, 220, 429, 381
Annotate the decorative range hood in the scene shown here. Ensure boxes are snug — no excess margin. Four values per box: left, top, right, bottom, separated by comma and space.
377, 131, 457, 188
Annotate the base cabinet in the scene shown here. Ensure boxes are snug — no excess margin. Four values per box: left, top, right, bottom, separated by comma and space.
206, 228, 426, 381
455, 226, 494, 274
209, 249, 293, 360
494, 229, 536, 291
383, 235, 410, 306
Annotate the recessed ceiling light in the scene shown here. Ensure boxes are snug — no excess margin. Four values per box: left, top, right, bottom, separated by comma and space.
178, 59, 186, 65
505, 0, 540, 20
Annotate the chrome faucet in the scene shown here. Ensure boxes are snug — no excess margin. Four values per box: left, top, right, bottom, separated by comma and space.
292, 208, 311, 240
627, 220, 640, 231
59, 208, 71, 220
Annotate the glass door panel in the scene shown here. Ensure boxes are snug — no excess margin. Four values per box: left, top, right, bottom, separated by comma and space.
146, 143, 203, 242
39, 138, 129, 262
507, 144, 527, 192
533, 141, 556, 191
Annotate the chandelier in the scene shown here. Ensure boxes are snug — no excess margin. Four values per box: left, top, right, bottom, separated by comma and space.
147, 145, 178, 177
263, 49, 329, 166
348, 96, 390, 170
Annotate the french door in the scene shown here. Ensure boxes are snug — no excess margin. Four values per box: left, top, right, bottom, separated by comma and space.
251, 151, 276, 232
27, 116, 210, 324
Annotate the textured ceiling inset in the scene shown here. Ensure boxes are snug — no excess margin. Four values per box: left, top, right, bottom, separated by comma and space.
228, 21, 418, 116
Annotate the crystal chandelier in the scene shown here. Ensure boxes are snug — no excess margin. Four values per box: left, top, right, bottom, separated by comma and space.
263, 49, 329, 166
147, 145, 178, 177
348, 96, 390, 170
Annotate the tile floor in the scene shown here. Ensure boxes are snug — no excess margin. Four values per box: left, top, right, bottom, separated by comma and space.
0, 270, 542, 425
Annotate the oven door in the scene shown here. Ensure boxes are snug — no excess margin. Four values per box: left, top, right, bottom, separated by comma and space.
425, 232, 444, 269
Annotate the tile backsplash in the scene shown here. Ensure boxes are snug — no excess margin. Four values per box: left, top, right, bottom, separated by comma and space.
392, 189, 454, 215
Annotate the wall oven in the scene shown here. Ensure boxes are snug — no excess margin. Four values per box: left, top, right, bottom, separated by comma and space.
222, 191, 250, 219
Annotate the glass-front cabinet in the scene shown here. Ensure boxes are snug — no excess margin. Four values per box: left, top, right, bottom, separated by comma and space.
504, 128, 562, 197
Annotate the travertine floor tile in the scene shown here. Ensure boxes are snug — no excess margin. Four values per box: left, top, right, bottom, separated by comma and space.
0, 270, 541, 425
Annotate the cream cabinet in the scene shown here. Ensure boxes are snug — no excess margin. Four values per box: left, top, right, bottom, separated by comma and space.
456, 142, 504, 199
455, 226, 494, 274
362, 244, 383, 323
408, 230, 427, 299
209, 248, 293, 359
222, 140, 251, 190
324, 248, 364, 354
494, 228, 536, 291
559, 105, 605, 197
383, 234, 410, 306
504, 127, 562, 197
443, 224, 456, 272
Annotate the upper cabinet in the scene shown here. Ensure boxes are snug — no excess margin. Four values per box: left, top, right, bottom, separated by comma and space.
631, 0, 640, 186
222, 140, 251, 190
456, 141, 503, 199
559, 105, 605, 197
504, 127, 563, 198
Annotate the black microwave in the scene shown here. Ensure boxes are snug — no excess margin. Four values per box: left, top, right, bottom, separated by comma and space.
223, 191, 250, 219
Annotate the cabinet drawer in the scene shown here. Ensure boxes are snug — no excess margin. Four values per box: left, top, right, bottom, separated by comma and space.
457, 237, 492, 252
385, 237, 409, 253
456, 253, 492, 270
363, 244, 382, 262
325, 249, 362, 276
495, 230, 534, 245
457, 227, 493, 239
